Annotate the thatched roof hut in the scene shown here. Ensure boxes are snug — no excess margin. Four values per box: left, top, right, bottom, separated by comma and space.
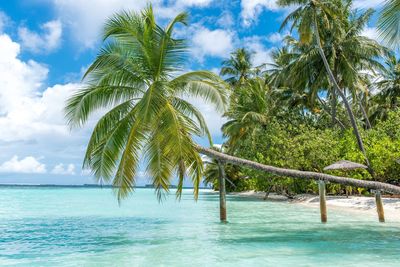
323, 160, 368, 171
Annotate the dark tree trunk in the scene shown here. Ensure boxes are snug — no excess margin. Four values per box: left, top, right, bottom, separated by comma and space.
317, 95, 345, 130
359, 98, 372, 130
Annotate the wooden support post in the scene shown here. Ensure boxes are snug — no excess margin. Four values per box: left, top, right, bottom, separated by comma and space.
375, 190, 385, 223
217, 160, 227, 223
318, 180, 327, 223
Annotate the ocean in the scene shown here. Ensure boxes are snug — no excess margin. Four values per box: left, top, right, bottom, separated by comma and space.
0, 186, 399, 266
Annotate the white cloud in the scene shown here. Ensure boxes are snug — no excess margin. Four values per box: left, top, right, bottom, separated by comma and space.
217, 11, 235, 28
0, 34, 48, 115
267, 31, 288, 43
352, 0, 385, 9
0, 11, 9, 33
18, 20, 62, 53
176, 0, 213, 7
244, 36, 274, 67
0, 34, 80, 142
185, 96, 226, 138
51, 0, 152, 48
51, 0, 202, 48
0, 156, 47, 174
192, 27, 235, 60
50, 0, 216, 48
361, 27, 379, 41
51, 163, 76, 175
241, 0, 281, 26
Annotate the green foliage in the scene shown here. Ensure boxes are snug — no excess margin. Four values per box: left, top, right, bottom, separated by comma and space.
211, 0, 399, 196
220, 110, 400, 195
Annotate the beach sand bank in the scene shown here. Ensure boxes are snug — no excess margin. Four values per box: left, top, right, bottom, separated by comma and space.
228, 190, 400, 222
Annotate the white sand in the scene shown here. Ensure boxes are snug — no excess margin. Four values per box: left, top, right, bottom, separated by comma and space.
229, 190, 400, 222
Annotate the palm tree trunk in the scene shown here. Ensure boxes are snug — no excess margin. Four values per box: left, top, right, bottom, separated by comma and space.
196, 145, 400, 195
217, 160, 227, 222
359, 98, 372, 130
313, 15, 374, 177
317, 95, 345, 130
331, 87, 337, 127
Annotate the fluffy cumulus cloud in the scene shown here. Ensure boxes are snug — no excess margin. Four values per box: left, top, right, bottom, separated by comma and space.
240, 0, 281, 26
267, 31, 289, 43
18, 20, 62, 53
217, 11, 235, 28
50, 0, 213, 48
0, 31, 90, 180
191, 26, 235, 60
0, 33, 79, 142
0, 34, 48, 118
0, 11, 9, 33
51, 0, 150, 48
361, 27, 379, 41
175, 0, 213, 7
244, 36, 274, 67
51, 163, 76, 175
0, 156, 47, 174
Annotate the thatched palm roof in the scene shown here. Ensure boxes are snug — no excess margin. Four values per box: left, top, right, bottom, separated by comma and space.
323, 160, 368, 171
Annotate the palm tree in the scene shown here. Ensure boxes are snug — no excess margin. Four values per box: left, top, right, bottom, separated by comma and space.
222, 78, 274, 149
203, 148, 241, 191
220, 48, 254, 86
378, 0, 400, 50
370, 54, 400, 122
63, 5, 400, 210
65, 7, 228, 201
277, 0, 375, 175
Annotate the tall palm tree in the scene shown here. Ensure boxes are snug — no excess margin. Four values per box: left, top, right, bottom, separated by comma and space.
371, 54, 400, 122
222, 78, 274, 148
277, 0, 375, 175
65, 7, 227, 201
378, 0, 400, 50
220, 48, 254, 86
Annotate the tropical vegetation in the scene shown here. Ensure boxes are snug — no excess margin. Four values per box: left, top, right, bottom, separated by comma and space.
66, 0, 399, 200
208, 0, 400, 196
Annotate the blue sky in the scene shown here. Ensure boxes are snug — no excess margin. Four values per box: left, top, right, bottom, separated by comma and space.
0, 0, 384, 185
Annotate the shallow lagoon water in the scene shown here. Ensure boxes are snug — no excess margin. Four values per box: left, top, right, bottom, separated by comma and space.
0, 187, 399, 266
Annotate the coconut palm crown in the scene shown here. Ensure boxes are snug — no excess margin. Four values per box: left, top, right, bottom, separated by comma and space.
65, 7, 227, 201
220, 48, 254, 86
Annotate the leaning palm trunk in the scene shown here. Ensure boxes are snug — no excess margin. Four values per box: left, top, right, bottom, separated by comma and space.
313, 15, 374, 177
331, 87, 337, 127
359, 100, 372, 130
317, 95, 345, 130
196, 146, 400, 194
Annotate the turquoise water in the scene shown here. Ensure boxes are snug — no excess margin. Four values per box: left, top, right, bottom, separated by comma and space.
0, 187, 400, 267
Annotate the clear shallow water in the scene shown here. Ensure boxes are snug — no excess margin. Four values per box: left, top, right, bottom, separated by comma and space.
0, 187, 399, 267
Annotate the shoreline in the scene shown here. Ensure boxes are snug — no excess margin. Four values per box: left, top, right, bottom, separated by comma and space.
228, 190, 400, 222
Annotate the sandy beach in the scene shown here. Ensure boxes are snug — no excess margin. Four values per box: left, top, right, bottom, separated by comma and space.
230, 190, 400, 222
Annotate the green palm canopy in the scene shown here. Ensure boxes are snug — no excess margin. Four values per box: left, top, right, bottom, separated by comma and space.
65, 7, 228, 201
378, 0, 400, 50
